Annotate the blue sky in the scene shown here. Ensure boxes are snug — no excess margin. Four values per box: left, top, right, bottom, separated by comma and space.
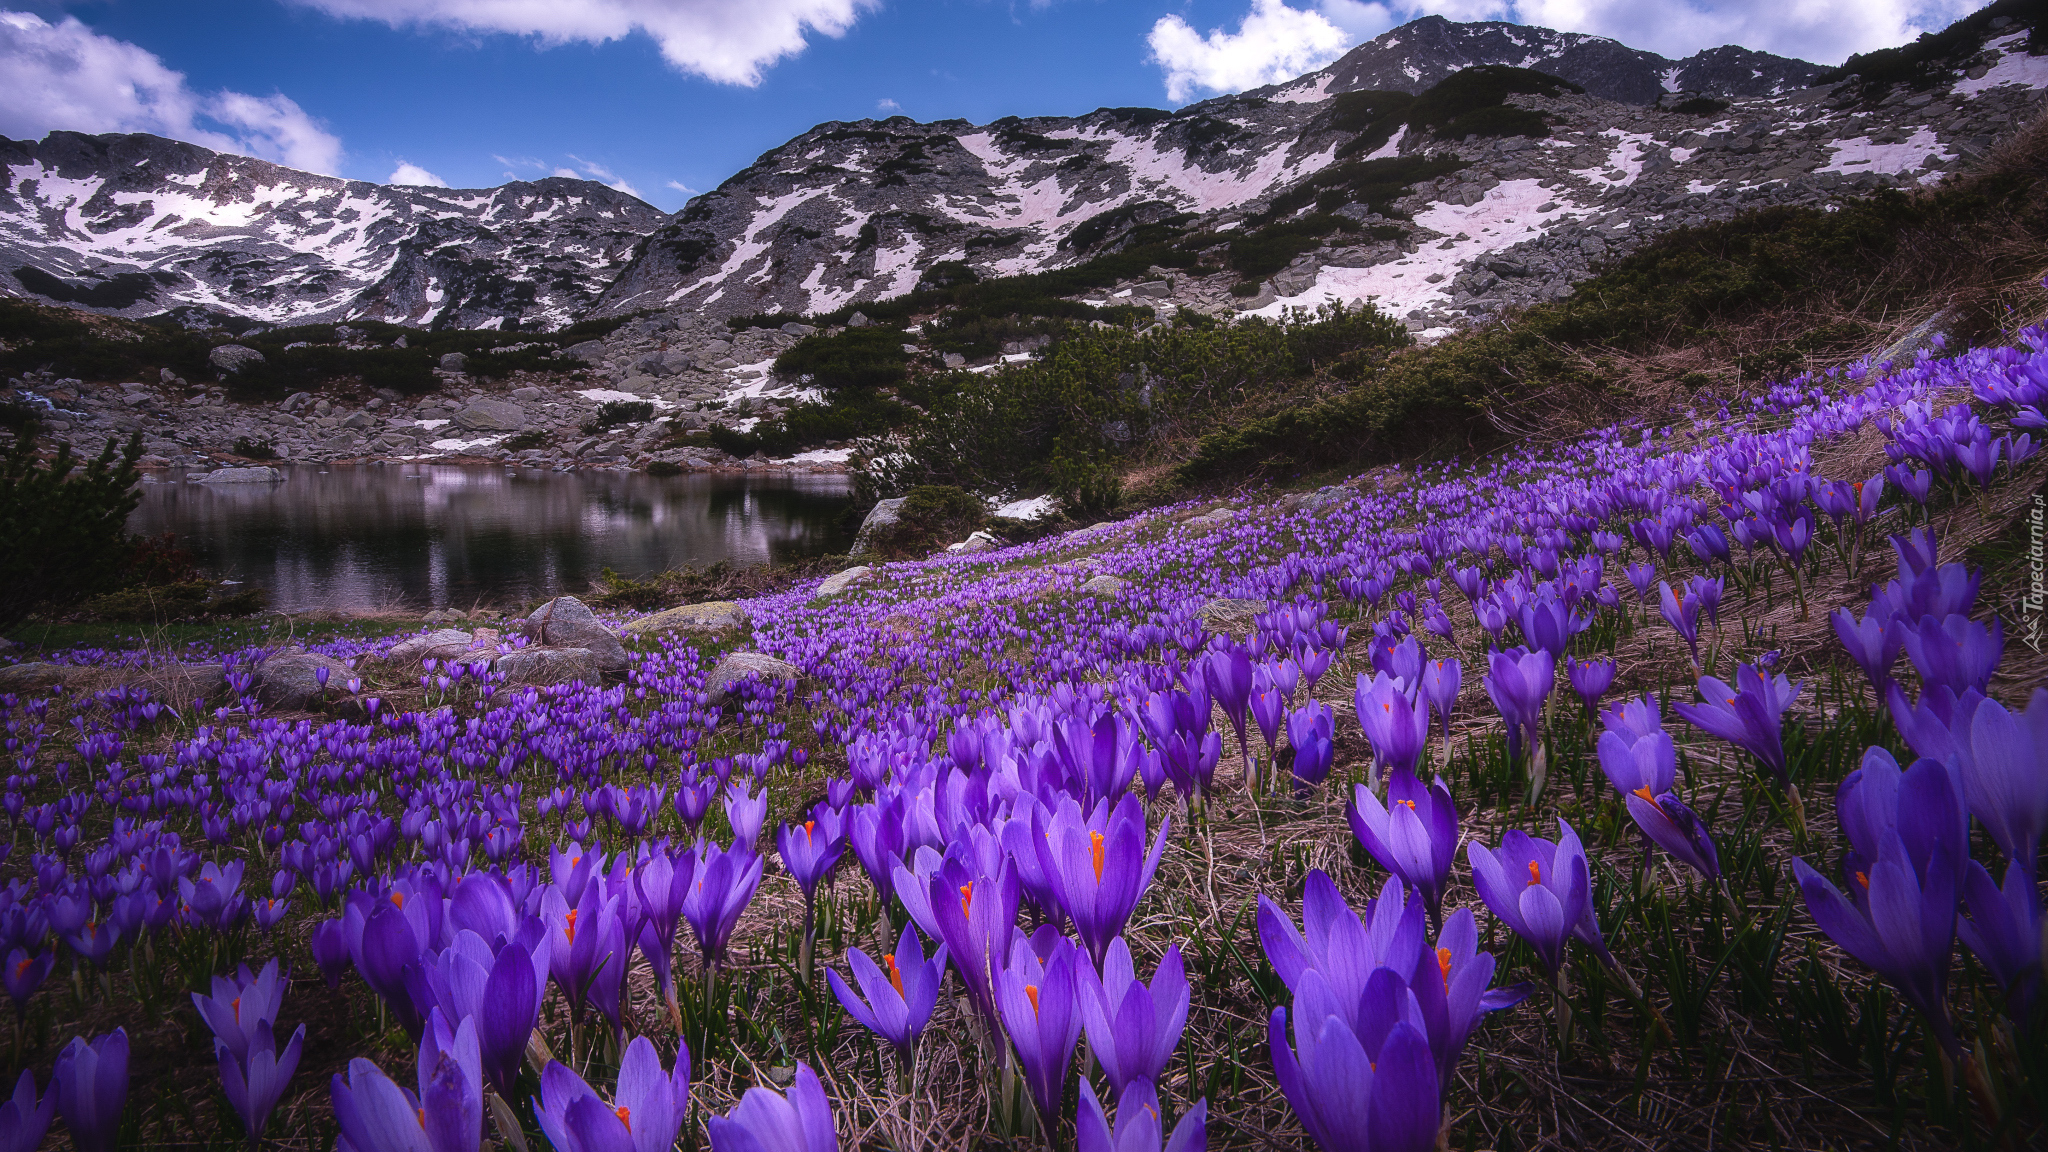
0, 1, 1982, 211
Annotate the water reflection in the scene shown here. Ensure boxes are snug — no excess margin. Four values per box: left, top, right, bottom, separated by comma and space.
128, 464, 857, 611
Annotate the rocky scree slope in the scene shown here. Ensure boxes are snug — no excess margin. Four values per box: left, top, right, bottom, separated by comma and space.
0, 131, 664, 328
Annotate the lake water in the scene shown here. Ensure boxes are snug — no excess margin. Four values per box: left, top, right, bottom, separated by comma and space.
128, 465, 858, 612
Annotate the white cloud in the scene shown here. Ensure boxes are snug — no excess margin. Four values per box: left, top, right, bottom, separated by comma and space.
292, 0, 878, 86
551, 165, 582, 178
0, 10, 344, 172
877, 97, 900, 111
567, 155, 643, 197
388, 160, 450, 186
1147, 0, 1352, 103
665, 178, 698, 193
1344, 2, 1978, 66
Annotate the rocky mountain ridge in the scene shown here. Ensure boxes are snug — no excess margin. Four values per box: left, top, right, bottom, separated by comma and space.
2, 12, 2045, 338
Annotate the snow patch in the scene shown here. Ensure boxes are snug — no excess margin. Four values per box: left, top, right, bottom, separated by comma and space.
1819, 128, 1953, 184
1956, 34, 2048, 97
993, 494, 1058, 519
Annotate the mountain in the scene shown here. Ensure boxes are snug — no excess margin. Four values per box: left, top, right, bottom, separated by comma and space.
3, 10, 2045, 335
1251, 15, 1823, 106
0, 131, 665, 329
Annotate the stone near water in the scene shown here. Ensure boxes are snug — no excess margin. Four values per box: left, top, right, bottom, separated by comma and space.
200, 466, 284, 484
705, 651, 801, 700
384, 628, 477, 664
849, 498, 905, 555
492, 647, 603, 686
0, 663, 85, 692
813, 566, 871, 598
252, 652, 353, 711
452, 398, 527, 432
523, 596, 629, 672
623, 601, 749, 636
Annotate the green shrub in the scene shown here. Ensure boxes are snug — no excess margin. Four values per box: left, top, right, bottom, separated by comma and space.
1255, 155, 1470, 224
581, 400, 655, 434
645, 460, 683, 477
865, 485, 989, 558
1670, 97, 1730, 115
773, 328, 911, 390
231, 436, 278, 460
0, 422, 143, 631
502, 430, 550, 451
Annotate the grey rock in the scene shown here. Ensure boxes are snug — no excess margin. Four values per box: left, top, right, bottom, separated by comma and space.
813, 566, 871, 598
564, 340, 608, 362
941, 353, 967, 369
523, 595, 628, 672
199, 466, 284, 483
209, 345, 266, 374
510, 386, 544, 401
705, 651, 801, 700
1080, 574, 1129, 597
439, 352, 468, 372
948, 531, 1000, 555
281, 391, 312, 413
781, 322, 818, 337
452, 398, 527, 432
623, 600, 749, 636
850, 497, 907, 555
1198, 597, 1267, 636
492, 647, 604, 686
384, 629, 477, 666
847, 312, 872, 328
0, 662, 86, 692
252, 652, 354, 711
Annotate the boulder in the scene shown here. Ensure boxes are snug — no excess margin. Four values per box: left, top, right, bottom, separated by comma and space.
281, 391, 312, 413
439, 352, 468, 372
252, 652, 354, 711
705, 652, 801, 700
813, 566, 871, 598
510, 386, 544, 401
563, 340, 607, 362
849, 498, 906, 555
422, 608, 468, 627
1198, 597, 1266, 636
492, 647, 604, 686
209, 345, 266, 374
781, 322, 817, 337
1080, 574, 1128, 597
947, 531, 1000, 555
623, 601, 748, 637
384, 628, 477, 664
0, 662, 86, 692
1184, 507, 1238, 527
452, 398, 527, 432
199, 466, 284, 484
523, 596, 628, 672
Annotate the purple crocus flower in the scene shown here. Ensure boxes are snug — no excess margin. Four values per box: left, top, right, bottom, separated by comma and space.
684, 842, 764, 975
1267, 1007, 1437, 1152
1830, 607, 1904, 695
218, 1018, 306, 1148
827, 922, 948, 1063
1899, 613, 2003, 698
331, 1008, 482, 1152
1346, 770, 1458, 930
1673, 664, 1802, 788
1466, 823, 1590, 979
1031, 794, 1168, 968
6, 948, 55, 1021
1948, 689, 2048, 878
52, 1028, 128, 1152
1626, 792, 1721, 880
1354, 672, 1429, 779
997, 933, 1084, 1133
1564, 656, 1617, 717
1249, 665, 1289, 754
1481, 647, 1553, 765
191, 958, 289, 1067
776, 805, 847, 903
1285, 701, 1336, 786
1420, 657, 1460, 740
1202, 648, 1254, 781
1958, 858, 2044, 1021
1656, 582, 1702, 668
0, 1070, 55, 1152
706, 1062, 837, 1152
1077, 936, 1190, 1098
724, 783, 767, 854
928, 857, 1020, 1036
1077, 1079, 1205, 1152
542, 880, 625, 1033
532, 1035, 691, 1152
1793, 751, 1966, 1057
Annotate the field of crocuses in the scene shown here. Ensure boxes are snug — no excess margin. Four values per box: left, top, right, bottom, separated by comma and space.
3, 321, 2046, 1151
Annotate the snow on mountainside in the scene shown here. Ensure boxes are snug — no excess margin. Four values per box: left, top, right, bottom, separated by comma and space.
3, 14, 2046, 334
0, 132, 664, 329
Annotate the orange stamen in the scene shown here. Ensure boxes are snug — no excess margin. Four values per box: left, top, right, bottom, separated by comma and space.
1632, 787, 1655, 803
391, 891, 405, 908
1397, 799, 1416, 811
615, 1106, 631, 1133
1855, 871, 1869, 890
1025, 985, 1040, 1016
960, 882, 974, 918
886, 954, 904, 997
804, 820, 816, 842
1526, 861, 1542, 886
564, 908, 579, 943
1436, 947, 1452, 990
1091, 830, 1106, 881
